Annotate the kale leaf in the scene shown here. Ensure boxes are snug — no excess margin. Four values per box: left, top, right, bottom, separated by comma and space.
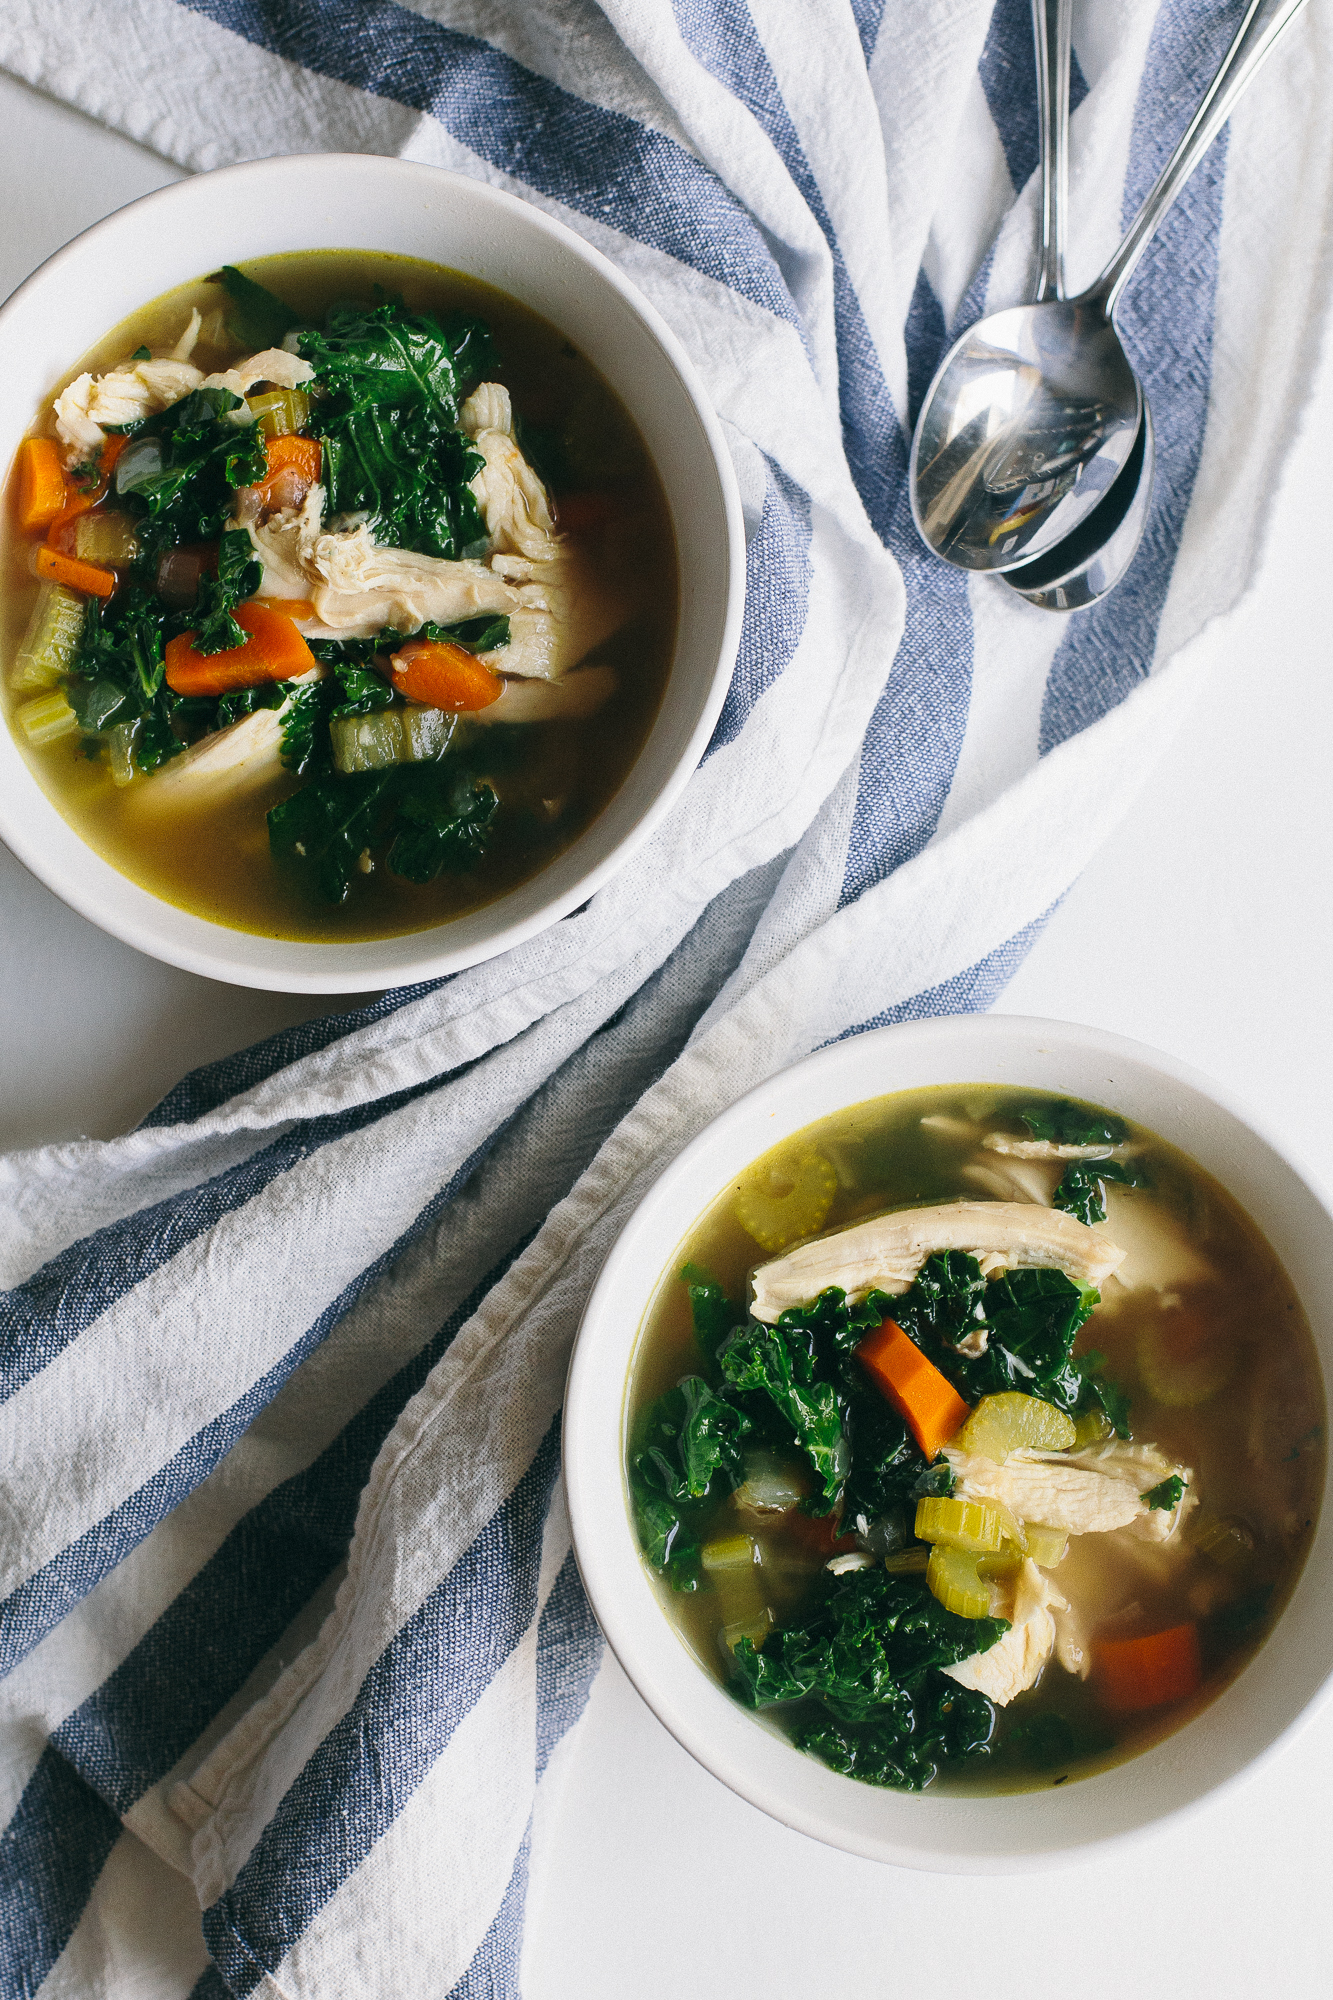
731, 1567, 1007, 1727
267, 769, 393, 904
190, 529, 263, 655
1053, 1157, 1148, 1226
682, 1265, 744, 1366
630, 1376, 751, 1591
796, 1675, 996, 1791
386, 770, 498, 883
298, 303, 490, 559
215, 264, 302, 349
1074, 1350, 1133, 1438
1017, 1099, 1127, 1146
113, 388, 267, 563
1142, 1474, 1185, 1512
717, 1320, 848, 1509
418, 613, 511, 653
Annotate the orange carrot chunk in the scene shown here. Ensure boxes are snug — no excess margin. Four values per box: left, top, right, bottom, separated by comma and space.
1094, 1623, 1202, 1714
164, 603, 315, 697
45, 437, 131, 545
33, 543, 116, 599
18, 438, 67, 533
390, 640, 503, 712
252, 434, 323, 511
856, 1318, 971, 1461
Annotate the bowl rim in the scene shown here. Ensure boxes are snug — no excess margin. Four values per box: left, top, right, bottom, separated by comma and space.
563, 1012, 1333, 1872
0, 153, 745, 992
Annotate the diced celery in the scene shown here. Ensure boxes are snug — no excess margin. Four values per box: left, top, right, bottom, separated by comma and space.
1189, 1511, 1254, 1573
732, 1450, 809, 1517
401, 704, 454, 761
915, 1495, 1011, 1554
12, 583, 85, 692
1071, 1408, 1113, 1450
1022, 1523, 1069, 1568
977, 1552, 1023, 1584
246, 388, 310, 439
881, 1547, 929, 1575
926, 1544, 992, 1620
108, 720, 141, 787
16, 688, 80, 746
701, 1533, 757, 1573
954, 1391, 1077, 1463
73, 510, 140, 566
329, 704, 455, 775
733, 1149, 837, 1253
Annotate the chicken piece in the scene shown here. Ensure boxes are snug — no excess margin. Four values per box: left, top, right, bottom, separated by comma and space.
942, 1560, 1066, 1705
945, 1439, 1192, 1541
1097, 1184, 1213, 1296
982, 1135, 1127, 1161
171, 308, 203, 361
960, 1157, 1059, 1206
54, 357, 205, 458
469, 664, 617, 724
199, 347, 314, 400
131, 670, 321, 812
460, 381, 557, 561
749, 1201, 1126, 1322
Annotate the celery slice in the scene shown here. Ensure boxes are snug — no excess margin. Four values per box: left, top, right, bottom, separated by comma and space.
721, 1609, 773, 1653
733, 1149, 837, 1253
330, 705, 455, 774
246, 387, 311, 438
701, 1533, 757, 1573
1021, 1522, 1069, 1568
954, 1391, 1077, 1462
915, 1495, 1012, 1553
12, 583, 85, 692
16, 688, 80, 746
108, 721, 141, 787
1189, 1510, 1254, 1573
926, 1544, 992, 1620
74, 510, 140, 566
881, 1547, 929, 1575
1071, 1408, 1113, 1450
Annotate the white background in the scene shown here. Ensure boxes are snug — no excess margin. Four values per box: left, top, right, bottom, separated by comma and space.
1, 68, 1329, 1998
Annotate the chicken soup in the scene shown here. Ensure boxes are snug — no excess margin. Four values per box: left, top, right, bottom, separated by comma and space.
626, 1086, 1324, 1793
1, 253, 676, 941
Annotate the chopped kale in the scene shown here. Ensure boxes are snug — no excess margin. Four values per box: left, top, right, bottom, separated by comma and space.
1017, 1099, 1128, 1147
385, 770, 498, 883
190, 529, 263, 655
267, 760, 500, 901
717, 1319, 849, 1510
214, 264, 302, 350
1142, 1474, 1185, 1512
1074, 1350, 1133, 1438
267, 769, 393, 904
1053, 1157, 1148, 1225
297, 302, 491, 559
731, 1566, 1005, 1761
113, 388, 267, 564
418, 614, 511, 653
681, 1265, 744, 1366
629, 1376, 751, 1592
797, 1676, 996, 1791
279, 677, 336, 777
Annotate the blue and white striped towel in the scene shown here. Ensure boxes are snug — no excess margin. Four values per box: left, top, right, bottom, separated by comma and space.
2, 1, 1331, 1992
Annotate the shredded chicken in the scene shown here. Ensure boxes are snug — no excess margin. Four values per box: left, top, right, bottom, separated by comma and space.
945, 1438, 1192, 1542
130, 670, 321, 811
749, 1201, 1126, 1322
960, 1157, 1058, 1206
942, 1560, 1066, 1705
460, 381, 557, 560
52, 325, 309, 463
982, 1135, 1126, 1161
199, 347, 314, 400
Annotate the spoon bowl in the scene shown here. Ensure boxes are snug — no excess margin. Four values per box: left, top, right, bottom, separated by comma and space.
910, 296, 1140, 571
1001, 398, 1155, 610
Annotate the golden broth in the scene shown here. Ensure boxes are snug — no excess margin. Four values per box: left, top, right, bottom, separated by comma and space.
627, 1084, 1325, 1792
1, 251, 677, 942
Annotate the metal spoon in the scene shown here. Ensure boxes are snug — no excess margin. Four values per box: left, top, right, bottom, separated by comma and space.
911, 0, 1308, 574
1001, 0, 1155, 611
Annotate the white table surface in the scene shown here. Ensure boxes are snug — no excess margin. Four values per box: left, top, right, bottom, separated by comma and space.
2, 68, 1329, 1997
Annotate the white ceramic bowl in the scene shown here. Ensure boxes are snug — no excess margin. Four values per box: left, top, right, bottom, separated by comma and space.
564, 1014, 1333, 1871
0, 154, 743, 992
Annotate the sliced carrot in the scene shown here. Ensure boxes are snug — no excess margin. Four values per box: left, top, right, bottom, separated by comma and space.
252, 434, 322, 511
33, 543, 116, 599
390, 640, 503, 712
252, 597, 318, 621
164, 603, 315, 696
17, 438, 67, 533
856, 1319, 971, 1461
1094, 1623, 1202, 1714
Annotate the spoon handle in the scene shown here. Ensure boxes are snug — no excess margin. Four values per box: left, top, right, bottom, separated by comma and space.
1031, 0, 1072, 303
1091, 0, 1309, 318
